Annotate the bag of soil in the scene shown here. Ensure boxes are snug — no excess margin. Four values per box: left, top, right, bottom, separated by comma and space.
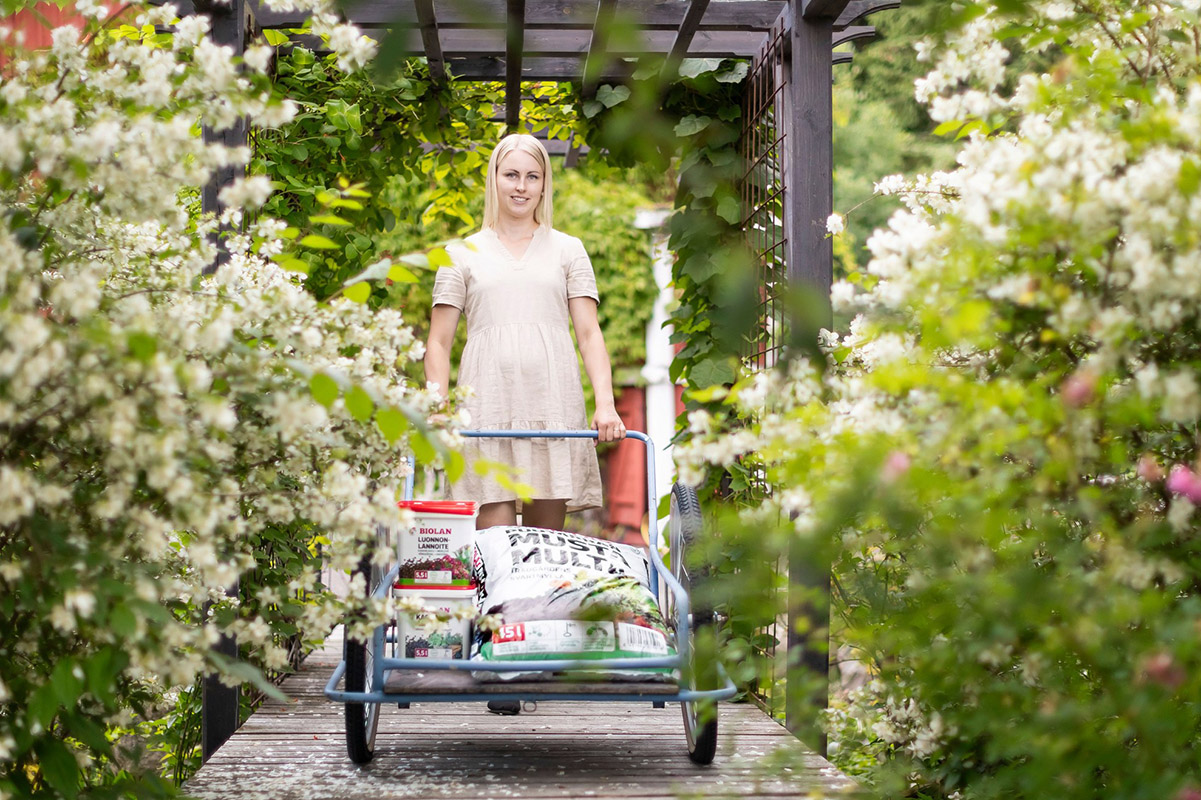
470, 526, 676, 681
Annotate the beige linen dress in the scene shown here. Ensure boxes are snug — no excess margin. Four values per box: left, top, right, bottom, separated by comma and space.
432, 226, 604, 512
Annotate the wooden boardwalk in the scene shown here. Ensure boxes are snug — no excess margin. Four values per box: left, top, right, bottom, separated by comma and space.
185, 630, 859, 799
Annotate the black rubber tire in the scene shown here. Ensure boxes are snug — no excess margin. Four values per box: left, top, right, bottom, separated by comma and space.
344, 559, 381, 764
670, 483, 719, 766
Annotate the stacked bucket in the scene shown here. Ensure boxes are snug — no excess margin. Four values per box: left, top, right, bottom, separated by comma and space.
394, 501, 478, 660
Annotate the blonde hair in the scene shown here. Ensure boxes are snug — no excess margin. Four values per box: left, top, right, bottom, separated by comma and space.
482, 134, 554, 230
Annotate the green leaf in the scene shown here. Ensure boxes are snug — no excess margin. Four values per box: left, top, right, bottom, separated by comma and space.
208, 650, 289, 703
65, 715, 111, 755
375, 408, 408, 444
277, 256, 311, 274
715, 195, 741, 224
714, 62, 749, 83
109, 603, 136, 637
279, 227, 300, 240
126, 331, 157, 362
309, 214, 352, 226
343, 282, 372, 303
674, 115, 712, 137
309, 373, 339, 408
50, 660, 82, 708
36, 739, 80, 799
411, 432, 436, 465
262, 28, 289, 46
1179, 160, 1201, 196
427, 247, 452, 268
444, 451, 466, 483
596, 84, 631, 108
387, 264, 419, 283
345, 385, 374, 422
932, 119, 966, 137
85, 648, 125, 707
29, 684, 59, 731
582, 99, 603, 119
690, 357, 736, 388
678, 58, 722, 79
299, 234, 339, 249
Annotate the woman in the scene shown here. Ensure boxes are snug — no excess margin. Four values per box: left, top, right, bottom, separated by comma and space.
424, 133, 625, 533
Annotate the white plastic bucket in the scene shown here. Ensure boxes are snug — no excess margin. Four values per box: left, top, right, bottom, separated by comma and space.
395, 501, 477, 589
395, 588, 473, 660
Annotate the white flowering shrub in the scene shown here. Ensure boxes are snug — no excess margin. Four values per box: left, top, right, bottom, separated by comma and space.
680, 1, 1201, 796
0, 3, 461, 795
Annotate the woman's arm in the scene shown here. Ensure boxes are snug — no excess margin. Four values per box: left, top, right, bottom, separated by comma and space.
569, 296, 624, 443
424, 304, 461, 401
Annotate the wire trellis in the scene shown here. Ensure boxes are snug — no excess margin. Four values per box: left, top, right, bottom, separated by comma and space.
737, 11, 790, 720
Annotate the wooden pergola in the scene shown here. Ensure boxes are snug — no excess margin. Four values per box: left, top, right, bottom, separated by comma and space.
189, 0, 901, 762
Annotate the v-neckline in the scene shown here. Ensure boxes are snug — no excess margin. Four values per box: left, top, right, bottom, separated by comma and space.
490, 226, 541, 265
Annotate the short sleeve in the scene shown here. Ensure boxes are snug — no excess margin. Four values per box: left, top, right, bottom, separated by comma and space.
565, 237, 599, 303
431, 262, 467, 310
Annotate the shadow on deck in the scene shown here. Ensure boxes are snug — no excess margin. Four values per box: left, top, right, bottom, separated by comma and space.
184, 629, 858, 799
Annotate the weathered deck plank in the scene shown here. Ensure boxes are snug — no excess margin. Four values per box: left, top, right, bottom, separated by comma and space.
184, 630, 859, 800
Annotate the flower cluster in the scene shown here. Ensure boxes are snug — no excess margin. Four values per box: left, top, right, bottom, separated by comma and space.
0, 3, 451, 794
678, 2, 1201, 796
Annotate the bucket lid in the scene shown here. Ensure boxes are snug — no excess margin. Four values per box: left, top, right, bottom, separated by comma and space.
397, 501, 477, 515
394, 586, 476, 598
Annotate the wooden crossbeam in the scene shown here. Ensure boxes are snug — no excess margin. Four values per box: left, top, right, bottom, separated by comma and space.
413, 0, 447, 84
257, 0, 783, 32
283, 33, 862, 79
660, 0, 710, 80
580, 0, 618, 96
800, 0, 853, 19
505, 0, 525, 130
834, 0, 901, 30
336, 28, 790, 57
831, 24, 873, 47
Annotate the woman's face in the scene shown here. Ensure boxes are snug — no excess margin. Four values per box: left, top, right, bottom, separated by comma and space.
495, 148, 544, 223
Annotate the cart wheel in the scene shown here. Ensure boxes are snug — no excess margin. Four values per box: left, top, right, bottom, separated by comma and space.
344, 558, 382, 764
670, 483, 719, 765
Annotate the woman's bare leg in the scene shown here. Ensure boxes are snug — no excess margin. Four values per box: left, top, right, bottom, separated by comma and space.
477, 501, 517, 530
522, 499, 567, 531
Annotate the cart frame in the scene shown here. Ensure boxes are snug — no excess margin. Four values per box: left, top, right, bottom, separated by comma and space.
324, 430, 736, 755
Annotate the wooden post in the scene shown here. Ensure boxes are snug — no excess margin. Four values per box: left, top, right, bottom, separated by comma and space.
201, 604, 240, 762
196, 0, 251, 760
197, 0, 253, 275
781, 0, 836, 755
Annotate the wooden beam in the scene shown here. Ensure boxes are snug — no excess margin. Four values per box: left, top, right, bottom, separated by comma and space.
281, 24, 867, 59
834, 0, 900, 30
563, 135, 582, 167
830, 24, 873, 47
660, 0, 710, 80
257, 0, 784, 32
436, 27, 772, 56
581, 0, 618, 96
799, 0, 852, 19
413, 0, 447, 84
278, 43, 852, 78
505, 0, 525, 131
782, 0, 833, 754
